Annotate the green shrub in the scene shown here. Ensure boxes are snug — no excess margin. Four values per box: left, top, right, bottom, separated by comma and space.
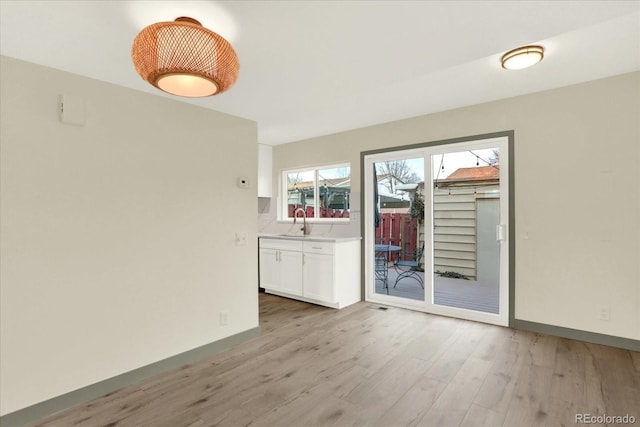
435, 270, 469, 280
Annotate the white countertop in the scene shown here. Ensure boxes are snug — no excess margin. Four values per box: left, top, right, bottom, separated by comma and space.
258, 233, 361, 243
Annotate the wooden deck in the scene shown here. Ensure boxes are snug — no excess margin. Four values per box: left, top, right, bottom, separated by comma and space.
375, 269, 499, 314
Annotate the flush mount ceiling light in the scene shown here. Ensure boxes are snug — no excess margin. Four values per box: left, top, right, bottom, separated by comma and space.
501, 45, 544, 70
131, 17, 239, 97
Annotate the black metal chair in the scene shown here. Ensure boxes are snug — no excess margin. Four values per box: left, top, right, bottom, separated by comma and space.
393, 243, 424, 289
375, 238, 389, 293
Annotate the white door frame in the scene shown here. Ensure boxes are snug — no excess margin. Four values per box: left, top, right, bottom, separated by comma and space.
364, 135, 511, 326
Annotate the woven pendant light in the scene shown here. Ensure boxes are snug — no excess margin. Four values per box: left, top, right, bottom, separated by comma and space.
132, 17, 239, 97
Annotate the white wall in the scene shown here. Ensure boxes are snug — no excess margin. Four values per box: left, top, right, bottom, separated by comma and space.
0, 56, 259, 415
263, 72, 640, 341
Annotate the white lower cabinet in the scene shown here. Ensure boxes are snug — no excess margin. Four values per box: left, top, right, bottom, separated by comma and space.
280, 250, 303, 296
259, 240, 303, 295
258, 247, 280, 290
259, 237, 360, 309
303, 252, 334, 303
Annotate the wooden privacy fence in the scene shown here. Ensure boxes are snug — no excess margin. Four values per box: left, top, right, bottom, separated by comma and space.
375, 213, 418, 262
288, 205, 350, 219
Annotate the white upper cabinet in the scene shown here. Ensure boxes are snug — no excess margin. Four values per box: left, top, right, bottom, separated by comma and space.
258, 143, 272, 198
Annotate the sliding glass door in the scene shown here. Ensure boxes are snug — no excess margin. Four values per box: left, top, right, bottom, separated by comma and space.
372, 153, 425, 303
364, 136, 510, 326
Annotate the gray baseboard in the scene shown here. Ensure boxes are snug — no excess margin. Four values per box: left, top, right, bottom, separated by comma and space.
0, 326, 261, 427
514, 319, 640, 352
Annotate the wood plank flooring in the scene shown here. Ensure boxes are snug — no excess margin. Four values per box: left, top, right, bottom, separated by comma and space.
30, 293, 639, 426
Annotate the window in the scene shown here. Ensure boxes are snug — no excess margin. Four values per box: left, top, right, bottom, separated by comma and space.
283, 163, 351, 221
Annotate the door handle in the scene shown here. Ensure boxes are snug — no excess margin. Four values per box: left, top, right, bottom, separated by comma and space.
496, 224, 506, 241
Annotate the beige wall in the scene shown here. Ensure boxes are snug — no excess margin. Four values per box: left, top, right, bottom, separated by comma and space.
0, 57, 259, 415
269, 72, 640, 341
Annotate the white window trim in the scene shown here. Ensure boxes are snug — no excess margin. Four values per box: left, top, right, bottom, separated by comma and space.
280, 163, 351, 223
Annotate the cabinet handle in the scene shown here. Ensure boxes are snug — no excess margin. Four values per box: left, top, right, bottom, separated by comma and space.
302, 254, 305, 265
311, 246, 323, 250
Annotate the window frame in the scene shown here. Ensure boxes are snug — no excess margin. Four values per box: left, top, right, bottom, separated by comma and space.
280, 162, 351, 223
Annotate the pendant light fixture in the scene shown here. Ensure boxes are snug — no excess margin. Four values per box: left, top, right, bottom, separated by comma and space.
131, 17, 239, 97
501, 45, 544, 70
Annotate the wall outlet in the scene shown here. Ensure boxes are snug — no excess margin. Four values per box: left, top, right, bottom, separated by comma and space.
220, 311, 229, 326
59, 94, 86, 126
597, 304, 610, 321
235, 232, 248, 246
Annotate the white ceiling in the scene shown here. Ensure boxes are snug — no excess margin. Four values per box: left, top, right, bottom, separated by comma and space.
1, 1, 639, 145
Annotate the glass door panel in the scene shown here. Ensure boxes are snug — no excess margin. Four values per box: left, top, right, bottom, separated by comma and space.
372, 157, 425, 303
431, 148, 501, 315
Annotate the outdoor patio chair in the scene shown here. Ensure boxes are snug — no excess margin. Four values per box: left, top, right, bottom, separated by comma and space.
375, 238, 389, 293
393, 243, 424, 289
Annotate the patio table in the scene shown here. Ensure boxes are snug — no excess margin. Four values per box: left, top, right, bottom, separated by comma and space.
374, 245, 401, 292
375, 244, 401, 253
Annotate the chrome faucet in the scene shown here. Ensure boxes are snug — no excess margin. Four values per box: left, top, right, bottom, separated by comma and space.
293, 207, 309, 235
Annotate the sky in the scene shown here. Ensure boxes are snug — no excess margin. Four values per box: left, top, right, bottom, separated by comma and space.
289, 148, 498, 183
403, 148, 498, 182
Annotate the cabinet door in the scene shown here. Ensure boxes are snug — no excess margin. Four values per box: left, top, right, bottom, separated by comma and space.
303, 252, 335, 303
258, 144, 273, 197
259, 248, 280, 290
280, 250, 303, 296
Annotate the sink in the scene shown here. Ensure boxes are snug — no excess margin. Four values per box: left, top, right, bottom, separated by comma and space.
261, 233, 357, 242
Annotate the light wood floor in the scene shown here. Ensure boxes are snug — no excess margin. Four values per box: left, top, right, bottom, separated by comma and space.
31, 293, 640, 427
